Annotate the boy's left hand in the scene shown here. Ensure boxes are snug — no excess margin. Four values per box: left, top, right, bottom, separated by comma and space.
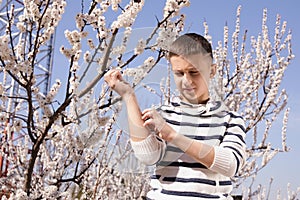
142, 108, 176, 141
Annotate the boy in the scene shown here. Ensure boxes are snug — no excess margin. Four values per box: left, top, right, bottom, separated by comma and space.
104, 33, 246, 199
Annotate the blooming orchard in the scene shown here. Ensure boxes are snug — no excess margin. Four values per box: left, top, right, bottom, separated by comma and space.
0, 0, 298, 199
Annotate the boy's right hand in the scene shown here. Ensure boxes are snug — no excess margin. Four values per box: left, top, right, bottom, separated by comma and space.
104, 69, 134, 99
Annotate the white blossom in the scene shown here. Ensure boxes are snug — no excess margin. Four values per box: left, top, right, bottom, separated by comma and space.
0, 1, 296, 199
13, 120, 22, 132
111, 0, 144, 29
134, 39, 146, 55
87, 39, 95, 49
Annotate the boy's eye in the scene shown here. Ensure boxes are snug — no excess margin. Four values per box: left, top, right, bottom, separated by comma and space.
174, 72, 184, 76
189, 71, 199, 75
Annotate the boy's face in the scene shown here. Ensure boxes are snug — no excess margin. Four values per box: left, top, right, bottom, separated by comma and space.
170, 54, 215, 104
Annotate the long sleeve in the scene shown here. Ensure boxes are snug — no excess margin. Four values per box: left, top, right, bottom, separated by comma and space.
209, 112, 247, 177
130, 134, 166, 165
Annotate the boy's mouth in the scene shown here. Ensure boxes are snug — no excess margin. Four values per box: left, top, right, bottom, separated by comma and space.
183, 88, 196, 92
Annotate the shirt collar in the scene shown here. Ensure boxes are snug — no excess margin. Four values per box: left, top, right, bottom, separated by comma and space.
170, 96, 222, 115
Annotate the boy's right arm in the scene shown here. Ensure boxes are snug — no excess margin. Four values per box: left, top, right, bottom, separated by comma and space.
104, 69, 149, 141
104, 69, 166, 165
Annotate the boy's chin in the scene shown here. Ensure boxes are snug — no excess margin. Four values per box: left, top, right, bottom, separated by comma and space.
181, 95, 199, 104
181, 94, 209, 104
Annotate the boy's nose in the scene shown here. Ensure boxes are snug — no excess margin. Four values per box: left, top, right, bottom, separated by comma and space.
183, 74, 193, 84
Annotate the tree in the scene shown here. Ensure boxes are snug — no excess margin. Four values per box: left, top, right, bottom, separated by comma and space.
0, 0, 298, 199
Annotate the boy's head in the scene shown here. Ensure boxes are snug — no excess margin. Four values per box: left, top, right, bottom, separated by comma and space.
167, 33, 216, 104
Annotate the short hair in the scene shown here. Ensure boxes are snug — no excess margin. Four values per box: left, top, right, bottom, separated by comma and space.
167, 33, 213, 60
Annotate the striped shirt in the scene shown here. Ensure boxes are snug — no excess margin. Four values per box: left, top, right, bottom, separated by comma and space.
131, 98, 246, 200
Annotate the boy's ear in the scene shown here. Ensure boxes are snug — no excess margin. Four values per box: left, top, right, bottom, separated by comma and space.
210, 64, 217, 78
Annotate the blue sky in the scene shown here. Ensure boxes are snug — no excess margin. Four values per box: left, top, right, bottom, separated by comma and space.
53, 0, 300, 197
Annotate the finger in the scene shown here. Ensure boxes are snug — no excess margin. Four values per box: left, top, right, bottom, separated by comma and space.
141, 112, 152, 121
111, 71, 118, 79
104, 78, 115, 88
104, 70, 112, 77
143, 119, 154, 127
111, 70, 123, 79
142, 108, 152, 115
105, 71, 122, 88
115, 70, 123, 79
104, 69, 117, 83
157, 132, 163, 138
104, 71, 111, 82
